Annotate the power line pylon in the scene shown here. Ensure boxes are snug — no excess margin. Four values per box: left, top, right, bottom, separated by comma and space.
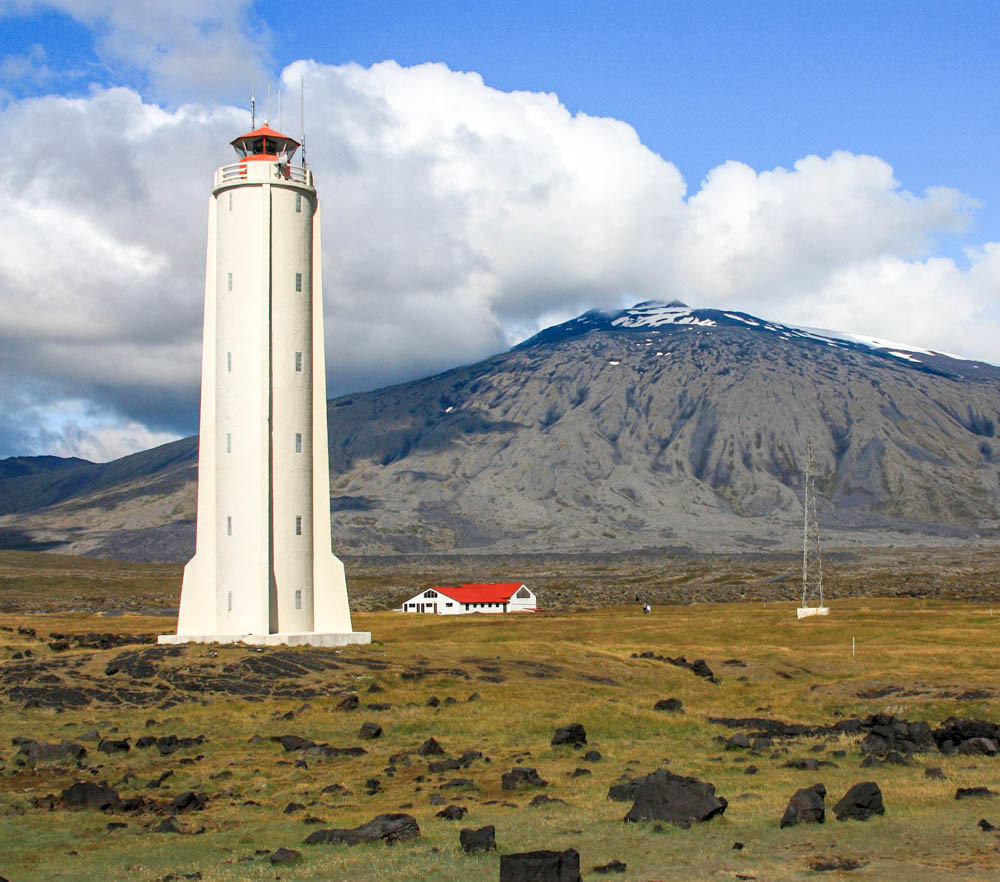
797, 438, 829, 619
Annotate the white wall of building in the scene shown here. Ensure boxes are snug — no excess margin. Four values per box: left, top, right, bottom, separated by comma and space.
400, 586, 536, 615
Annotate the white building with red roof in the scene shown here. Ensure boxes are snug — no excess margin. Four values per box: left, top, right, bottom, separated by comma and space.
400, 583, 536, 614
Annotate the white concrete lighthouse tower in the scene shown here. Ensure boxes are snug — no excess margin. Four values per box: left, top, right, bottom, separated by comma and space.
159, 124, 370, 647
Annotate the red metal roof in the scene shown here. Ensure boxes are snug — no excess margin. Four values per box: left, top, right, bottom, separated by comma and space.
231, 124, 300, 148
431, 583, 527, 603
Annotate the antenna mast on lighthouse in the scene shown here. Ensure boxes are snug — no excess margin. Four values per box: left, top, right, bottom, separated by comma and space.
300, 75, 307, 168
250, 66, 256, 128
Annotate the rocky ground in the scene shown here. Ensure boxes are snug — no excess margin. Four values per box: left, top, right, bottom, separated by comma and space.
1, 597, 999, 880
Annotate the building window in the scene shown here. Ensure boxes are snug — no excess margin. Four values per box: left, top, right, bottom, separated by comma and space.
295, 515, 302, 535
227, 351, 232, 372
295, 193, 302, 213
445, 602, 453, 607
295, 433, 302, 453
227, 272, 233, 291
295, 272, 302, 292
295, 351, 302, 372
425, 590, 438, 598
227, 590, 233, 611
226, 516, 232, 536
226, 433, 232, 453
295, 589, 302, 610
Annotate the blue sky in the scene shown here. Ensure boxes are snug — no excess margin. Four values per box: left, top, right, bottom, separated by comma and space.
0, 1, 998, 459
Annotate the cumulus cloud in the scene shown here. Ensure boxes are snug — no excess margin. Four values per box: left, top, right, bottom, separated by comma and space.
0, 59, 998, 460
0, 0, 270, 101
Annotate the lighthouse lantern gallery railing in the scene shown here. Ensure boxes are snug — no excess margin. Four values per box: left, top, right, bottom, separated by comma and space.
216, 162, 314, 187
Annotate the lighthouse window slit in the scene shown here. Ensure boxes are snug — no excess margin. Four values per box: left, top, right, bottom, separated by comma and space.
295, 272, 302, 292
295, 515, 302, 535
227, 272, 233, 291
227, 590, 233, 612
295, 433, 302, 453
226, 516, 232, 536
294, 351, 302, 372
295, 589, 302, 610
295, 193, 302, 213
226, 433, 231, 453
228, 192, 232, 211
227, 352, 232, 372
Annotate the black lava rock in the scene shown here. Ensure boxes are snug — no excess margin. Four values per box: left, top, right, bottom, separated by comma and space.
459, 825, 496, 853
500, 849, 582, 882
780, 783, 826, 828
833, 782, 884, 821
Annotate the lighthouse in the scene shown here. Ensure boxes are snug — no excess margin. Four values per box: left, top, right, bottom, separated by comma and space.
159, 124, 370, 647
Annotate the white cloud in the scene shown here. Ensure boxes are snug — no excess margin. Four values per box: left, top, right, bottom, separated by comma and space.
36, 399, 180, 462
1, 0, 270, 101
0, 59, 998, 459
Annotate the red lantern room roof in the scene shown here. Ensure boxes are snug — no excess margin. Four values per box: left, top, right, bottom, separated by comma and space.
230, 124, 300, 163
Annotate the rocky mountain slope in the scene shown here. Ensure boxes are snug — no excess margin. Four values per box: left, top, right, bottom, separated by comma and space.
2, 302, 998, 560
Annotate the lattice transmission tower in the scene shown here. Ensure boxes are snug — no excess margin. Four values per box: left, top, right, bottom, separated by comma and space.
799, 438, 827, 616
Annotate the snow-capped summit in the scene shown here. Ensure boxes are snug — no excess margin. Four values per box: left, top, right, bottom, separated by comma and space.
518, 302, 998, 381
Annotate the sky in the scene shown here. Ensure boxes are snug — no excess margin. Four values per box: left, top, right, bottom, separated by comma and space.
0, 0, 998, 461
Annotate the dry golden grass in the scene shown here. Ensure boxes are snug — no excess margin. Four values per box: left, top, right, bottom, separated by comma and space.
1, 562, 1000, 880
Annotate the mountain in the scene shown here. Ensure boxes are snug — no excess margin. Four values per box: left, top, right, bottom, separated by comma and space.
0, 455, 94, 480
1, 301, 998, 560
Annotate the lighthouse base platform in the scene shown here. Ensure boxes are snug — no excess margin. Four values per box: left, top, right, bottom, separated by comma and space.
157, 631, 371, 647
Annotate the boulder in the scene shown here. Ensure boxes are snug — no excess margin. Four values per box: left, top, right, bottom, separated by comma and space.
169, 791, 207, 813
153, 815, 180, 833
725, 734, 751, 750
62, 781, 121, 811
583, 750, 602, 762
435, 805, 467, 820
593, 860, 627, 874
335, 695, 359, 711
502, 767, 548, 790
155, 735, 205, 756
500, 849, 582, 882
691, 659, 714, 680
934, 718, 1000, 754
14, 738, 86, 763
957, 737, 998, 756
418, 737, 444, 756
269, 847, 301, 865
459, 825, 496, 853
98, 738, 130, 755
956, 787, 998, 800
359, 722, 383, 740
623, 770, 727, 828
654, 699, 683, 713
833, 782, 884, 821
304, 813, 420, 846
551, 723, 587, 748
780, 783, 826, 828
859, 715, 933, 756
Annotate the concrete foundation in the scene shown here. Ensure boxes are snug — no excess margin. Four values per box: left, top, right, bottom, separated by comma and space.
157, 631, 371, 647
796, 607, 830, 619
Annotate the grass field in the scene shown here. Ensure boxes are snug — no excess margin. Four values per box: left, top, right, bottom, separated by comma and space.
1, 553, 1000, 880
